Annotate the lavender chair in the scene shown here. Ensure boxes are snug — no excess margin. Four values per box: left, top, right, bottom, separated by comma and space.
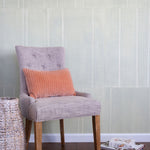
16, 46, 101, 150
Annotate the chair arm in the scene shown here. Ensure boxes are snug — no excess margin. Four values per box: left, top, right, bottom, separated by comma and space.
19, 93, 35, 118
75, 91, 92, 98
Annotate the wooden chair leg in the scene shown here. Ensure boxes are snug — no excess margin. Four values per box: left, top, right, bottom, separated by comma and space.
34, 122, 42, 150
92, 115, 101, 150
60, 119, 65, 147
25, 119, 32, 150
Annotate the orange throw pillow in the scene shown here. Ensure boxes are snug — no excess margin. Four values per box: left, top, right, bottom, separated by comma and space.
23, 68, 76, 99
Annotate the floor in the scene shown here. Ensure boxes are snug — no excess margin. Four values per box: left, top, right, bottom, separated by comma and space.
28, 143, 150, 150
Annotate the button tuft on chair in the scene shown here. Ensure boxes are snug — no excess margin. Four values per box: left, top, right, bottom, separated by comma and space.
41, 64, 46, 69
48, 54, 51, 59
57, 64, 61, 68
32, 54, 37, 58
27, 63, 31, 67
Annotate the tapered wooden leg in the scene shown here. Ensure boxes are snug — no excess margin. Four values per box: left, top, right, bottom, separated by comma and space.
34, 122, 42, 150
25, 119, 32, 150
60, 119, 65, 147
92, 115, 101, 150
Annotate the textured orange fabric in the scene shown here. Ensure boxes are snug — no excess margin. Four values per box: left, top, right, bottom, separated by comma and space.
23, 68, 76, 99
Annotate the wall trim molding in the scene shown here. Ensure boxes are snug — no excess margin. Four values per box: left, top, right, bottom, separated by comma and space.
29, 133, 150, 143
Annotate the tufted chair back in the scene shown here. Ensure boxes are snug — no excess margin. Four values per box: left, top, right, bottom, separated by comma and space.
16, 46, 65, 95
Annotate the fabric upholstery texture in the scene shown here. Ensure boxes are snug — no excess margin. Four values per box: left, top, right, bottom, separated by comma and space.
16, 46, 65, 94
29, 96, 100, 122
16, 46, 101, 121
23, 68, 76, 98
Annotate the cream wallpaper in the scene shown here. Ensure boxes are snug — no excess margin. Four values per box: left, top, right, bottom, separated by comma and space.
0, 0, 150, 133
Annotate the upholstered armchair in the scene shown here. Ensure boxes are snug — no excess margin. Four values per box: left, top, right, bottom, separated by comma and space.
16, 46, 101, 150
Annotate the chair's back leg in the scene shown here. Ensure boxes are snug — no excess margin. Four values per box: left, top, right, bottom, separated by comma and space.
34, 122, 42, 150
92, 115, 101, 150
25, 119, 32, 150
60, 119, 65, 147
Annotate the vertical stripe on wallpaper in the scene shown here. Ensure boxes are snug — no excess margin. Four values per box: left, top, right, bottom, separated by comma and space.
91, 8, 95, 88
44, 8, 47, 46
147, 9, 150, 87
136, 8, 139, 87
74, 0, 77, 8
17, 0, 20, 8
24, 9, 28, 46
61, 8, 64, 46
2, 0, 5, 8
118, 8, 121, 87
109, 88, 112, 133
57, 0, 59, 8
82, 0, 85, 8
47, 8, 50, 46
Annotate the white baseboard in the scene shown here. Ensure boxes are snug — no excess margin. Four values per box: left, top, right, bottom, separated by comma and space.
29, 133, 150, 143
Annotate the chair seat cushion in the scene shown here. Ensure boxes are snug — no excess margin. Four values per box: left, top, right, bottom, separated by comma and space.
28, 96, 101, 122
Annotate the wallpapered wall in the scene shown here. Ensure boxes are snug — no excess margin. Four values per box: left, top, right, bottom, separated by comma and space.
0, 0, 150, 134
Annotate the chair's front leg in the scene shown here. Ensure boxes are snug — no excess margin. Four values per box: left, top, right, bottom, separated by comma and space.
25, 119, 32, 150
34, 122, 42, 150
92, 115, 101, 150
60, 119, 65, 147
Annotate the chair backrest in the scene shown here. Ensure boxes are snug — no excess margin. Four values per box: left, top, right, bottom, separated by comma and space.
16, 46, 65, 95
